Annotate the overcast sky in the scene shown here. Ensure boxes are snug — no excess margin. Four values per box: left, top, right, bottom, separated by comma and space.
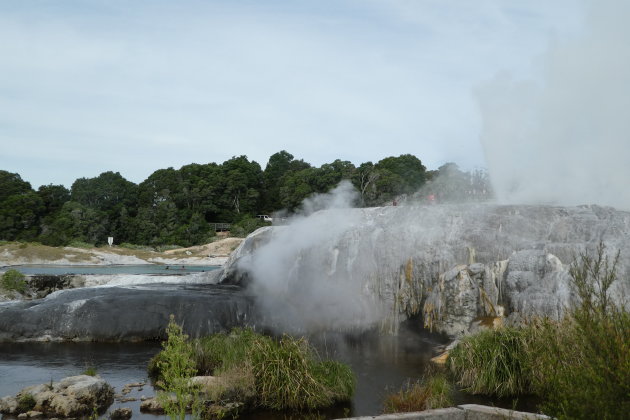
0, 0, 585, 189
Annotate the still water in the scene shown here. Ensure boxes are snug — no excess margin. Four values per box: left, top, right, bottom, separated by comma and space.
4, 265, 220, 276
0, 323, 532, 419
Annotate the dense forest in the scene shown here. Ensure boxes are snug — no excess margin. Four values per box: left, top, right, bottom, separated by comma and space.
0, 151, 491, 247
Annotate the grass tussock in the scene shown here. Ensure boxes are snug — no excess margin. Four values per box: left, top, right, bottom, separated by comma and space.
383, 373, 452, 413
149, 325, 355, 413
447, 327, 532, 397
448, 242, 630, 420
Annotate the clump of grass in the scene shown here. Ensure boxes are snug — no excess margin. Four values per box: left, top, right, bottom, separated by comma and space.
447, 327, 532, 397
82, 365, 98, 376
383, 373, 452, 413
250, 334, 355, 410
1, 269, 28, 293
17, 393, 36, 413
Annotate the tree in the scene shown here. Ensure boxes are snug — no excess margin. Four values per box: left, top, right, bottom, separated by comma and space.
0, 191, 44, 241
0, 171, 32, 203
375, 154, 427, 194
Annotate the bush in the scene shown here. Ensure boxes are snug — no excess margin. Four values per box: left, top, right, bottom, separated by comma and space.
383, 373, 452, 413
67, 240, 94, 249
230, 216, 267, 238
118, 243, 155, 251
530, 243, 630, 419
1, 269, 28, 293
156, 315, 201, 420
447, 327, 532, 397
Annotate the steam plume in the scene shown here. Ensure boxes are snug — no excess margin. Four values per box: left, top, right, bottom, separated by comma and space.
240, 181, 386, 333
478, 0, 630, 210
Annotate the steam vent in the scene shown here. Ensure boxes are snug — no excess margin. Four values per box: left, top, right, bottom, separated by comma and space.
223, 204, 630, 337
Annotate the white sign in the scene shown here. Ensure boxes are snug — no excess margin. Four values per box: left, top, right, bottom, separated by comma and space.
107, 237, 114, 247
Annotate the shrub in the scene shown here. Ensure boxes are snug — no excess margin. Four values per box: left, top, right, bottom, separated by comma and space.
118, 243, 155, 251
67, 240, 94, 249
230, 216, 267, 238
383, 373, 452, 413
447, 327, 532, 397
1, 269, 28, 293
530, 243, 630, 419
156, 315, 201, 420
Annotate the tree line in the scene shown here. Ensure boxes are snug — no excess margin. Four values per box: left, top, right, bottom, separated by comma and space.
0, 151, 491, 247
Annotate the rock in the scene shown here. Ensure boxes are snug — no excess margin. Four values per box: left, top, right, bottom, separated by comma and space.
430, 352, 449, 365
109, 407, 132, 420
18, 413, 28, 419
139, 397, 164, 414
225, 204, 630, 337
0, 375, 114, 418
26, 411, 44, 418
0, 396, 18, 414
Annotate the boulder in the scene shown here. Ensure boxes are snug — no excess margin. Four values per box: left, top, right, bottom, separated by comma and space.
110, 407, 132, 420
0, 375, 114, 418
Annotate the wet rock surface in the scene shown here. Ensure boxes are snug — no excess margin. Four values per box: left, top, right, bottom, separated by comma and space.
0, 284, 254, 341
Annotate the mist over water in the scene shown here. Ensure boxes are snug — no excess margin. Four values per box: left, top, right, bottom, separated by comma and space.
478, 0, 630, 210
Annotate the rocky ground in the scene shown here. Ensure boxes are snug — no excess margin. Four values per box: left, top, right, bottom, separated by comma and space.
0, 236, 244, 267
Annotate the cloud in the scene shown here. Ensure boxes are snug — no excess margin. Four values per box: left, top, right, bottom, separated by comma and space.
0, 1, 584, 188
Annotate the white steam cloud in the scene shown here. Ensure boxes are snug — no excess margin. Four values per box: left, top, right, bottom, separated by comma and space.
478, 0, 630, 210
240, 181, 386, 333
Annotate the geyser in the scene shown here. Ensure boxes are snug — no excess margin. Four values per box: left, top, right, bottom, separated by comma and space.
477, 0, 630, 210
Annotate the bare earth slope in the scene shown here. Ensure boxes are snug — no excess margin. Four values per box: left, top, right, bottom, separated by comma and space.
0, 237, 244, 267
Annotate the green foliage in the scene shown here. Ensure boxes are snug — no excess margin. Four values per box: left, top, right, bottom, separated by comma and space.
447, 327, 532, 397
383, 373, 452, 413
1, 269, 28, 293
17, 393, 36, 413
530, 243, 630, 420
82, 365, 98, 376
150, 327, 355, 412
230, 216, 268, 238
448, 243, 630, 420
250, 334, 355, 410
1, 152, 467, 246
156, 315, 201, 420
0, 170, 32, 203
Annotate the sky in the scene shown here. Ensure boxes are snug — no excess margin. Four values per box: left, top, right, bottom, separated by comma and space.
0, 0, 587, 189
